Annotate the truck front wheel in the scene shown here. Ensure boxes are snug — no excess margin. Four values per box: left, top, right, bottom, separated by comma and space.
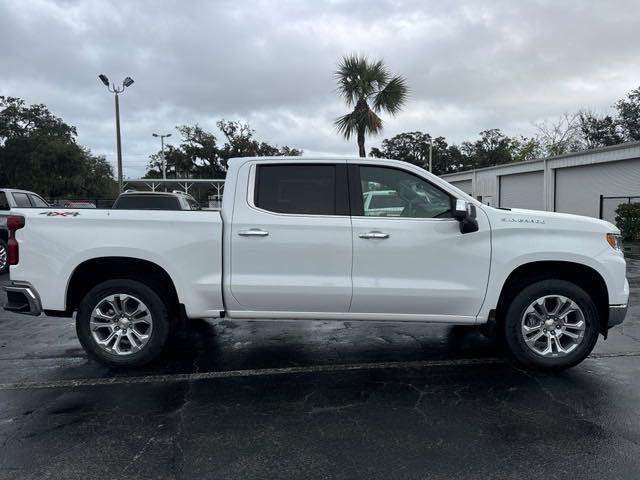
76, 279, 170, 367
504, 280, 600, 370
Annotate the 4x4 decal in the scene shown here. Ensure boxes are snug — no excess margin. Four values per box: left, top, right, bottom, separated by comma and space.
39, 211, 80, 217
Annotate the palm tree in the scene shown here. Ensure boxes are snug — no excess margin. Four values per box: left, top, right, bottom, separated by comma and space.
335, 55, 408, 157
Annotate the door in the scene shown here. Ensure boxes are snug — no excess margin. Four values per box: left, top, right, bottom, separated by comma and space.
499, 171, 544, 210
349, 164, 491, 320
554, 159, 640, 218
229, 161, 353, 313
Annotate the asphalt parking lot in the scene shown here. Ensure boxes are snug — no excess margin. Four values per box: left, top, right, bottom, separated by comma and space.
0, 259, 638, 480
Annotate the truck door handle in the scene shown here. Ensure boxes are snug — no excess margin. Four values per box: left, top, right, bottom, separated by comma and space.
359, 231, 390, 239
238, 229, 269, 237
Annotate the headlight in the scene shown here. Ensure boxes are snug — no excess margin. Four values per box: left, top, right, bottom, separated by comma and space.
607, 233, 623, 252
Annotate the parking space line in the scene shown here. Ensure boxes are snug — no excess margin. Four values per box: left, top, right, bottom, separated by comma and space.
0, 351, 637, 391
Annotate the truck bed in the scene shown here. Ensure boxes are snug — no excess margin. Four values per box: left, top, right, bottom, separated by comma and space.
10, 208, 224, 318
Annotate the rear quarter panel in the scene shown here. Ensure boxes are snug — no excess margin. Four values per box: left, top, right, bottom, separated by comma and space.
10, 208, 224, 318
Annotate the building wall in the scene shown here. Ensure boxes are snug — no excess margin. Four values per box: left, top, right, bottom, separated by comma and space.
449, 179, 472, 195
440, 141, 640, 219
554, 158, 640, 219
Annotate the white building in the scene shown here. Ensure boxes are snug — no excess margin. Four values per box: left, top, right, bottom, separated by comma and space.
440, 141, 640, 223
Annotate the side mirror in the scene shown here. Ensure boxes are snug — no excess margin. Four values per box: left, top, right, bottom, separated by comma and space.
452, 199, 469, 220
451, 198, 479, 234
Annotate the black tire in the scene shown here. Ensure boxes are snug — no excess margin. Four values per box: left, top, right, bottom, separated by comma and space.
76, 279, 170, 367
0, 238, 8, 275
504, 279, 600, 371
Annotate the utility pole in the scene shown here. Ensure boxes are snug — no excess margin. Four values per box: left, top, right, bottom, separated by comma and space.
428, 137, 433, 173
114, 93, 122, 189
98, 74, 134, 192
152, 133, 172, 180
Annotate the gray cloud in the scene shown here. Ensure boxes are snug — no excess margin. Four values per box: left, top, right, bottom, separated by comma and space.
2, 0, 639, 177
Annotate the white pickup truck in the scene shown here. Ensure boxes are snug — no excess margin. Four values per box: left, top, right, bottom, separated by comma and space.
4, 157, 629, 370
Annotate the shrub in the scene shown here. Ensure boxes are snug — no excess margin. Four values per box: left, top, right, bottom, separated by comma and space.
615, 202, 640, 240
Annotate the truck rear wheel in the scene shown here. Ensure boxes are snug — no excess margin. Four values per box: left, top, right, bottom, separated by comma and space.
504, 279, 600, 370
76, 279, 170, 367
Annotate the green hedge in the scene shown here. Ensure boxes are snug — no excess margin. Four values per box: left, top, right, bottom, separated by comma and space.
615, 202, 640, 240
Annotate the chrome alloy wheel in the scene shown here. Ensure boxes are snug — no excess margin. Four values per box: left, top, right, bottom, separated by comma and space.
90, 294, 153, 356
0, 243, 7, 272
521, 295, 586, 357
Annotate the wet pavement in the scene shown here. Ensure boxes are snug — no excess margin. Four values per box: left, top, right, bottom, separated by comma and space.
0, 258, 639, 479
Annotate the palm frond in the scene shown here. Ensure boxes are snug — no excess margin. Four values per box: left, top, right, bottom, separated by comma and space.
334, 111, 360, 140
334, 54, 365, 106
365, 109, 383, 136
335, 54, 391, 105
373, 75, 408, 115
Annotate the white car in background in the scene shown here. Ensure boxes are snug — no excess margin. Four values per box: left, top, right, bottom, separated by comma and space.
363, 190, 404, 216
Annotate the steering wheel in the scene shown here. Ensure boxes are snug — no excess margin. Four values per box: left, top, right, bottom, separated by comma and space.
401, 199, 428, 217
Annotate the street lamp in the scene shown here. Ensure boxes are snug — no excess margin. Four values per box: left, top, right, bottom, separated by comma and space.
152, 133, 172, 180
98, 74, 135, 192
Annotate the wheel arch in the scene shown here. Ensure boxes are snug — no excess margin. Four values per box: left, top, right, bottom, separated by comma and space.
65, 256, 180, 317
495, 260, 609, 335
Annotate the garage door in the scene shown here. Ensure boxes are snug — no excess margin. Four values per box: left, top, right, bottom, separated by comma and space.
499, 171, 544, 210
449, 179, 472, 194
554, 158, 640, 219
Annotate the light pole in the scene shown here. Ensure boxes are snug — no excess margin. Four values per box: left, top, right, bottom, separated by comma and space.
152, 133, 172, 180
98, 74, 134, 192
428, 137, 433, 172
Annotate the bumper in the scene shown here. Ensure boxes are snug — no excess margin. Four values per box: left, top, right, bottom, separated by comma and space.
608, 304, 628, 328
3, 281, 42, 316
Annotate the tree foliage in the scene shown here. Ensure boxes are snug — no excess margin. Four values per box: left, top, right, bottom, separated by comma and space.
371, 129, 539, 175
537, 86, 640, 155
370, 84, 640, 173
535, 113, 584, 157
0, 96, 116, 198
578, 110, 623, 149
616, 86, 640, 141
335, 55, 408, 157
370, 132, 465, 175
462, 129, 540, 169
615, 202, 640, 240
145, 120, 302, 179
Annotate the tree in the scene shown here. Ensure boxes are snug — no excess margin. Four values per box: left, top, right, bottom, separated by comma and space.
335, 55, 408, 157
0, 96, 76, 142
535, 112, 584, 156
216, 120, 302, 161
370, 131, 467, 175
144, 121, 302, 179
615, 86, 640, 141
509, 135, 542, 163
461, 129, 533, 169
578, 110, 623, 148
0, 96, 116, 198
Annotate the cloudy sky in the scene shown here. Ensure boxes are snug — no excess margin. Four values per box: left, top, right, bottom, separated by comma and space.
2, 0, 639, 178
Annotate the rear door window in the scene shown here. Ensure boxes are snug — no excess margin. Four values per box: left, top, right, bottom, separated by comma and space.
12, 193, 32, 207
254, 164, 347, 215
